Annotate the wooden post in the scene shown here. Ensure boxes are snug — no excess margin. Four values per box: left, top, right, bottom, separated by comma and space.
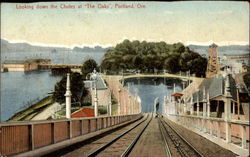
88, 119, 91, 133
197, 119, 199, 130
207, 93, 210, 117
210, 120, 213, 135
80, 120, 83, 135
51, 123, 55, 144
236, 88, 240, 118
226, 122, 231, 143
241, 125, 247, 149
203, 87, 207, 118
216, 101, 220, 118
233, 102, 235, 117
109, 117, 111, 126
69, 120, 72, 139
224, 98, 231, 121
196, 118, 199, 129
217, 121, 221, 138
102, 118, 104, 129
203, 119, 207, 133
200, 119, 202, 130
29, 124, 35, 150
106, 117, 108, 127
96, 118, 98, 131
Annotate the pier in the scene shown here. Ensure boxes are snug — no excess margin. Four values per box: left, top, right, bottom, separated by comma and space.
38, 64, 82, 70
1, 60, 83, 74
1, 59, 51, 72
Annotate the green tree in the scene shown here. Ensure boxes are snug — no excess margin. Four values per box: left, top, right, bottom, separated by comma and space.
188, 57, 207, 77
100, 39, 207, 76
81, 59, 98, 79
164, 54, 181, 73
52, 72, 88, 104
132, 55, 143, 69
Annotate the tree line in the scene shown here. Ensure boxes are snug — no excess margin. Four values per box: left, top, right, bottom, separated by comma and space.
100, 39, 207, 77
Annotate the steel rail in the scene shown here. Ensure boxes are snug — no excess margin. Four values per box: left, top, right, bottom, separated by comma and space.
86, 114, 150, 157
160, 120, 189, 157
120, 113, 153, 157
160, 117, 204, 157
158, 117, 172, 157
159, 118, 188, 157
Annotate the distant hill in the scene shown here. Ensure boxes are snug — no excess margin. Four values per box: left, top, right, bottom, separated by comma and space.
188, 44, 249, 56
1, 39, 113, 53
72, 46, 113, 52
1, 39, 70, 53
1, 39, 248, 55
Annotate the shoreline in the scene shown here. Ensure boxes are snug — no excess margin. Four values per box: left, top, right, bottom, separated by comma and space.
8, 96, 53, 121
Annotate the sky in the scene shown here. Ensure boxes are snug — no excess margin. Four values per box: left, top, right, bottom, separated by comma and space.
1, 1, 249, 48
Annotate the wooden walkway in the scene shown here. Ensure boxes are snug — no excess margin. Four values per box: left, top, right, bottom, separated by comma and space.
120, 73, 202, 81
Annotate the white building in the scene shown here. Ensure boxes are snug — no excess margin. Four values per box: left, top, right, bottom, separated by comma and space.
84, 75, 111, 107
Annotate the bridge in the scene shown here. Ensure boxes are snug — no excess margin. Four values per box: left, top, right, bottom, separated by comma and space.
122, 73, 200, 81
38, 64, 82, 74
39, 64, 82, 69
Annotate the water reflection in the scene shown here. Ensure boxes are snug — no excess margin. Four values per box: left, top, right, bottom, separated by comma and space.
124, 77, 183, 113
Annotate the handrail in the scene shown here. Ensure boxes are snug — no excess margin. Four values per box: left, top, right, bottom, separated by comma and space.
0, 113, 140, 126
168, 114, 250, 126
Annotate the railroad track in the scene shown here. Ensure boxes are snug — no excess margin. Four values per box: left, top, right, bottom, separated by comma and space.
86, 113, 153, 157
158, 116, 172, 157
158, 116, 204, 157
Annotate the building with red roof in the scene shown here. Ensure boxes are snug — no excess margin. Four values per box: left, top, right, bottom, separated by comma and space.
71, 108, 95, 118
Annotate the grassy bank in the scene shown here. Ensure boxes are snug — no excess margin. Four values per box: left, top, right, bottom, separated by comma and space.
8, 96, 53, 121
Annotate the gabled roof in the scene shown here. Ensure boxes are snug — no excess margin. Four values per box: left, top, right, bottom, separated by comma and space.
71, 108, 94, 118
192, 74, 237, 102
84, 75, 107, 90
172, 93, 183, 97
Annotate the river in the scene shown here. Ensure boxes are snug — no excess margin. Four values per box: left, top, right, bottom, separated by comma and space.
0, 51, 105, 122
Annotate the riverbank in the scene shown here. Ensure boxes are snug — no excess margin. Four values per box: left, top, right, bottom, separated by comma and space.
8, 96, 54, 121
8, 90, 119, 121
